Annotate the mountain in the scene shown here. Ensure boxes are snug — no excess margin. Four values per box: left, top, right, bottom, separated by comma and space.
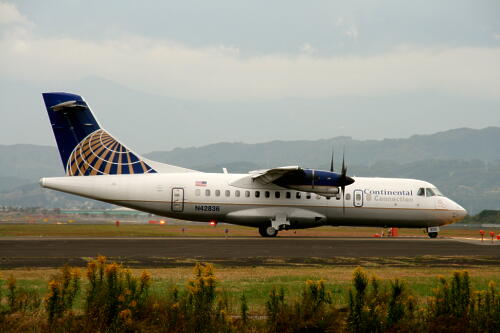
146, 127, 500, 168
2, 127, 500, 213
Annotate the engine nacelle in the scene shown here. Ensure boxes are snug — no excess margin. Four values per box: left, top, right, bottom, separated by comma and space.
272, 168, 353, 197
284, 184, 340, 197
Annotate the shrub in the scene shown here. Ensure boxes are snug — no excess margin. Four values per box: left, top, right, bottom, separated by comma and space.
84, 256, 151, 331
347, 268, 417, 333
44, 266, 80, 325
266, 286, 288, 332
5, 275, 41, 314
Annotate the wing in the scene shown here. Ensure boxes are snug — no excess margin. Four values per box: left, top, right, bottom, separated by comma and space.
249, 166, 304, 184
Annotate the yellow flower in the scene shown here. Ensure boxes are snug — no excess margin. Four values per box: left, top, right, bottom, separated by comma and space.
87, 261, 97, 279
71, 267, 80, 278
119, 309, 132, 320
97, 255, 106, 265
105, 263, 119, 275
7, 275, 16, 289
140, 271, 151, 284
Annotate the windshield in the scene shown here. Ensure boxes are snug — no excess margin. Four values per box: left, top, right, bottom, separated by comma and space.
432, 187, 443, 196
425, 187, 443, 197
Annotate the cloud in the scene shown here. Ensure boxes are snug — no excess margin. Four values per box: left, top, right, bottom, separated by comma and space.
0, 2, 30, 25
300, 43, 316, 55
0, 21, 499, 101
493, 33, 500, 40
336, 16, 358, 40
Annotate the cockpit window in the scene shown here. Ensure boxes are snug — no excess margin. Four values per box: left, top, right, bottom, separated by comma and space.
417, 188, 425, 196
432, 187, 443, 196
425, 187, 443, 197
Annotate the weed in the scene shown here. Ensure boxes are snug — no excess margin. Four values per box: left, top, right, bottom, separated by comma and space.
44, 266, 80, 325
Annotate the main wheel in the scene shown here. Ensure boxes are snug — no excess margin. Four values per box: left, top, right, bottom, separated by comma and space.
258, 226, 278, 237
428, 232, 438, 238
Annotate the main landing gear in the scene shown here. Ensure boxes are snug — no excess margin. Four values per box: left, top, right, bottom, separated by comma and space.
259, 225, 278, 237
427, 226, 440, 239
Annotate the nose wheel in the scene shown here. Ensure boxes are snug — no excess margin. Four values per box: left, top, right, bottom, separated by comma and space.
259, 225, 278, 237
426, 226, 440, 239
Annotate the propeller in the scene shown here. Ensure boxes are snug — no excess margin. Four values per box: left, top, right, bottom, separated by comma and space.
330, 147, 334, 172
338, 149, 355, 215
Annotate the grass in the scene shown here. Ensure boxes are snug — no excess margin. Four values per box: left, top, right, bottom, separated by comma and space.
2, 265, 500, 314
1, 258, 499, 332
0, 223, 492, 238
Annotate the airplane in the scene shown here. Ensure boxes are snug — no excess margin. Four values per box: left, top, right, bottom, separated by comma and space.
39, 92, 467, 238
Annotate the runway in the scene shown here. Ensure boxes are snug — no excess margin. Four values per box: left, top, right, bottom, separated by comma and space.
0, 237, 498, 268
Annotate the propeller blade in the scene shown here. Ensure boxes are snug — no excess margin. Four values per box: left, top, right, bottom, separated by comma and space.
339, 148, 351, 216
341, 184, 345, 216
330, 147, 334, 172
341, 149, 346, 178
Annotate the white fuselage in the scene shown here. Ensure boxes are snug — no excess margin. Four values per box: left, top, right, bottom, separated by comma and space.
40, 172, 467, 229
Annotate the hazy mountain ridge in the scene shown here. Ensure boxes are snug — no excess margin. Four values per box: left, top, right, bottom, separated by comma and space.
146, 127, 500, 168
2, 127, 500, 214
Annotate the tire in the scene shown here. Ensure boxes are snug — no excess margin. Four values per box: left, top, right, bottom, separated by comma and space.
258, 225, 278, 237
428, 232, 438, 238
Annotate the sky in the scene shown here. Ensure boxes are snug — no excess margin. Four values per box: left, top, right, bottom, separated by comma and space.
1, 1, 500, 152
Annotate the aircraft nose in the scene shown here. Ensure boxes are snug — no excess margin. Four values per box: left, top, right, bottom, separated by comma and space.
458, 206, 468, 219
452, 201, 467, 220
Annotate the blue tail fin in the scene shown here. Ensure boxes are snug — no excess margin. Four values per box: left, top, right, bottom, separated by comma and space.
42, 92, 156, 176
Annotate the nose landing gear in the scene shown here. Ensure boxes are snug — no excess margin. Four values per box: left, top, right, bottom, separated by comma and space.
427, 226, 440, 238
259, 225, 278, 237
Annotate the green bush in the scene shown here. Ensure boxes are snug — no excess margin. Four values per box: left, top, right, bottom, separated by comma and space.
44, 266, 80, 325
84, 256, 151, 331
5, 275, 41, 314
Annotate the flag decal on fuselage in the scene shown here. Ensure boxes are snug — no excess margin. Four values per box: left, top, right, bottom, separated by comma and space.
195, 181, 207, 186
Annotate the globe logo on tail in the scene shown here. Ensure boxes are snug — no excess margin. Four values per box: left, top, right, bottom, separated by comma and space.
66, 129, 156, 176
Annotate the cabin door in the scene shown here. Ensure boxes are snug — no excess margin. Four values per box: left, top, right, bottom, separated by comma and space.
171, 188, 184, 212
353, 189, 363, 207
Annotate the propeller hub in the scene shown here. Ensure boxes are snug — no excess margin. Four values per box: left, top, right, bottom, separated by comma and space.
345, 176, 355, 186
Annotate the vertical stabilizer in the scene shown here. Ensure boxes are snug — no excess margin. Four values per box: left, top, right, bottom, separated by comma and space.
42, 92, 195, 176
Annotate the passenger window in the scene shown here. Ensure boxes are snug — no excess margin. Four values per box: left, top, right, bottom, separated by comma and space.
255, 191, 260, 198
195, 189, 201, 196
205, 189, 211, 196
326, 196, 331, 200
215, 190, 221, 197
417, 188, 425, 196
426, 188, 435, 197
235, 190, 240, 197
296, 192, 301, 199
306, 193, 311, 199
275, 191, 280, 199
346, 193, 351, 200
245, 190, 250, 198
286, 192, 291, 199
265, 191, 270, 198
225, 190, 230, 197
